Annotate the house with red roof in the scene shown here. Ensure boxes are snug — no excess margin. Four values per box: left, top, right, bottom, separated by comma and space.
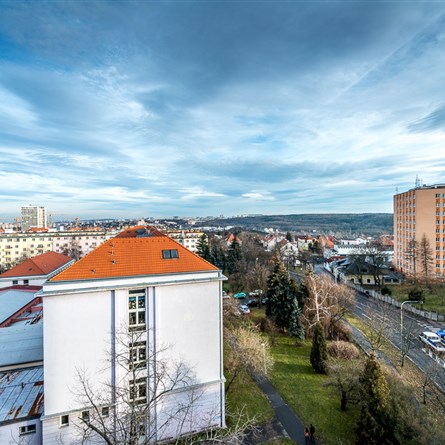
40, 226, 225, 444
0, 252, 74, 289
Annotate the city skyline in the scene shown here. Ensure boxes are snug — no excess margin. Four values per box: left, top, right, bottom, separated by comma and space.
1, 1, 445, 219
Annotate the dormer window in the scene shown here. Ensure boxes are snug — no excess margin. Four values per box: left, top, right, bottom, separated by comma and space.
162, 249, 179, 259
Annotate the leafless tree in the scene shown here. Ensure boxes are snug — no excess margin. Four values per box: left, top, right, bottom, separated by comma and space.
361, 301, 392, 354
69, 328, 247, 445
225, 326, 274, 394
303, 273, 355, 338
418, 233, 434, 286
404, 238, 418, 283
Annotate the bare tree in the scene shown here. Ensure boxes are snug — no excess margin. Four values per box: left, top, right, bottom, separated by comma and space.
418, 233, 434, 286
361, 301, 392, 354
303, 273, 355, 338
225, 326, 274, 394
69, 328, 239, 445
325, 357, 364, 411
404, 238, 418, 283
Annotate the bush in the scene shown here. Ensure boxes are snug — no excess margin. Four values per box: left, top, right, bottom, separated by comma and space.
381, 286, 392, 296
328, 341, 360, 359
331, 321, 352, 342
408, 287, 424, 302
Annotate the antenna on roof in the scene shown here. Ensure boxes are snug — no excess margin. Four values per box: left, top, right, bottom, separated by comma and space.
415, 175, 421, 188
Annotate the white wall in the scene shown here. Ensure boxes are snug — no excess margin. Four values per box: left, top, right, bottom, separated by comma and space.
0, 418, 42, 445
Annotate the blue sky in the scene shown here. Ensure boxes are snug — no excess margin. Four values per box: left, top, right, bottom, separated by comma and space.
1, 1, 445, 219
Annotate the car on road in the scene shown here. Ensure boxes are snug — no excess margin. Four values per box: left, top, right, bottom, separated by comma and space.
239, 304, 250, 314
233, 292, 246, 299
419, 331, 445, 352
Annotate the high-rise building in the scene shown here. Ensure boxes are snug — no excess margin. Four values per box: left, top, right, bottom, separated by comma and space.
21, 205, 47, 232
394, 184, 445, 277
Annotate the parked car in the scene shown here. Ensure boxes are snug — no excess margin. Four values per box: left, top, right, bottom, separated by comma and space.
249, 289, 263, 297
222, 290, 230, 299
239, 304, 250, 314
233, 292, 246, 299
246, 298, 259, 307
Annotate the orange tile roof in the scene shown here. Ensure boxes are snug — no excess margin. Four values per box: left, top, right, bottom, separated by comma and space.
1, 251, 73, 278
51, 227, 218, 282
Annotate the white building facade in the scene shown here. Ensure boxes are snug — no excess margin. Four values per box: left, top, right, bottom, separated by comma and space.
41, 226, 225, 444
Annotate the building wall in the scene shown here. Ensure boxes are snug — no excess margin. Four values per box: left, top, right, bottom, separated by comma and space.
0, 418, 42, 445
394, 186, 445, 276
21, 206, 47, 232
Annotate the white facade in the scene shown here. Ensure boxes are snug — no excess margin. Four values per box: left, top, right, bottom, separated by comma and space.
41, 270, 225, 444
21, 206, 47, 232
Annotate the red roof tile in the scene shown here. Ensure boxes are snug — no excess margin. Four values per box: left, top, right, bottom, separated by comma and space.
51, 227, 218, 282
0, 252, 73, 278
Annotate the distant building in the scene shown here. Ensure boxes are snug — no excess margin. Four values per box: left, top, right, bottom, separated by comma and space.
0, 251, 73, 288
394, 184, 445, 277
21, 206, 47, 232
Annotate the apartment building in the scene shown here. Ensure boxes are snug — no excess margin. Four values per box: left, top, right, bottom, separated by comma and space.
0, 229, 116, 270
394, 184, 445, 277
163, 229, 204, 252
41, 226, 225, 444
21, 206, 47, 232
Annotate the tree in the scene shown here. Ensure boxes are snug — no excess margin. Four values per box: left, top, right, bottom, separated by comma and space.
196, 234, 211, 262
303, 273, 355, 339
285, 232, 293, 242
418, 233, 434, 285
62, 237, 83, 261
71, 328, 241, 445
355, 354, 396, 445
310, 322, 328, 374
351, 242, 388, 291
404, 238, 418, 282
265, 255, 305, 340
226, 235, 242, 275
326, 357, 363, 411
225, 326, 274, 394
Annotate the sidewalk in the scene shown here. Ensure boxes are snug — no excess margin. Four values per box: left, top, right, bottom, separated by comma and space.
244, 375, 318, 445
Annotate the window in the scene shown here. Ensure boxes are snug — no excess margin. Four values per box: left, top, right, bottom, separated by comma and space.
436, 193, 441, 198
129, 289, 146, 331
102, 406, 109, 417
129, 341, 147, 369
12, 280, 18, 285
60, 415, 69, 427
162, 249, 179, 259
23, 280, 29, 285
130, 378, 147, 404
81, 411, 90, 422
19, 424, 36, 435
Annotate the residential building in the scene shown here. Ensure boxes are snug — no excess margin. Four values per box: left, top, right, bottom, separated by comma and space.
163, 229, 204, 252
0, 251, 73, 288
0, 229, 116, 271
394, 184, 445, 277
21, 206, 47, 232
41, 226, 225, 444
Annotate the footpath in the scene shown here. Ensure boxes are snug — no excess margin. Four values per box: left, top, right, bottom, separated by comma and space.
243, 375, 318, 445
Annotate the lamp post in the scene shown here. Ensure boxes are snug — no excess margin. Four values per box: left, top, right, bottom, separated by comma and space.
400, 300, 423, 365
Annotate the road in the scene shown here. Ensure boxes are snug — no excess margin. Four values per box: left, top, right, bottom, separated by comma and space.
314, 265, 445, 390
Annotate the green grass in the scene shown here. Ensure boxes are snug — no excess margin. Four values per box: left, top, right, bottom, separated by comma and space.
269, 335, 359, 445
263, 439, 297, 445
386, 283, 445, 313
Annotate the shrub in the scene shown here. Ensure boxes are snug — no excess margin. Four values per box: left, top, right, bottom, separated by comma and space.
331, 321, 352, 342
408, 287, 424, 302
328, 341, 360, 359
381, 286, 392, 296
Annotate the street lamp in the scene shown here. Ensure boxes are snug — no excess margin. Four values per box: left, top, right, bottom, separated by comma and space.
400, 299, 423, 365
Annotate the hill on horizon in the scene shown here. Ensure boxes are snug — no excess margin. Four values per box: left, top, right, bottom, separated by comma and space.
204, 213, 393, 236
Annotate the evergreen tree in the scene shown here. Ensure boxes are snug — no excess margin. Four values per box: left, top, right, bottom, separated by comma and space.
196, 234, 211, 261
355, 354, 397, 445
310, 322, 328, 373
226, 235, 242, 274
285, 231, 293, 242
265, 255, 304, 339
210, 243, 226, 270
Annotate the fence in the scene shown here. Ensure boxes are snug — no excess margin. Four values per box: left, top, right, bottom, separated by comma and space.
350, 284, 445, 322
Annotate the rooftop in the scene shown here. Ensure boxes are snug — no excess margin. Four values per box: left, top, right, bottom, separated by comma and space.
0, 366, 44, 422
0, 251, 73, 278
0, 288, 39, 326
51, 226, 218, 282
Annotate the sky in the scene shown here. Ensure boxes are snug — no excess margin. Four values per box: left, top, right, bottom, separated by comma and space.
1, 1, 445, 220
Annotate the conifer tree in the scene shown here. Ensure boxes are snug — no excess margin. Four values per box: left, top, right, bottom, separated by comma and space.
310, 322, 328, 373
355, 353, 396, 445
226, 235, 242, 274
265, 255, 304, 339
196, 234, 211, 262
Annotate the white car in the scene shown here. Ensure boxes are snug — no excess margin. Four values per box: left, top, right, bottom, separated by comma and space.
239, 304, 250, 314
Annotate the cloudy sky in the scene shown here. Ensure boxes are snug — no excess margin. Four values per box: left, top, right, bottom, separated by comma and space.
1, 1, 445, 219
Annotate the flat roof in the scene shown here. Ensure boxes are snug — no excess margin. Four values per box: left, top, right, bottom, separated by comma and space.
0, 289, 37, 325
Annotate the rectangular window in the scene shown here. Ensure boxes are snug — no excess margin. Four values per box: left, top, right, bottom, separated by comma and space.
60, 415, 69, 427
19, 424, 36, 435
129, 289, 146, 331
162, 249, 179, 259
23, 280, 29, 285
12, 280, 18, 285
81, 411, 90, 422
129, 341, 147, 369
102, 406, 109, 417
129, 378, 147, 404
436, 193, 441, 198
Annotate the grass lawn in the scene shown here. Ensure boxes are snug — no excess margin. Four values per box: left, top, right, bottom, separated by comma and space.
385, 283, 445, 313
269, 335, 359, 445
